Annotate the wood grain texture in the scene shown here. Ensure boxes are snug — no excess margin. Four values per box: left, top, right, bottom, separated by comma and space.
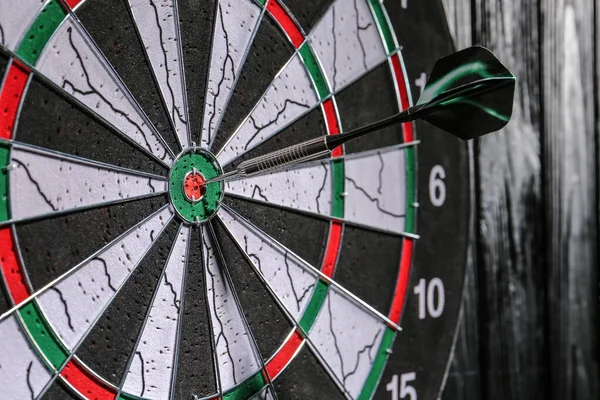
473, 0, 548, 398
541, 0, 599, 398
441, 0, 600, 399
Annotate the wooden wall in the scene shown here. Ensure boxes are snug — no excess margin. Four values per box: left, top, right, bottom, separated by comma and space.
441, 0, 599, 399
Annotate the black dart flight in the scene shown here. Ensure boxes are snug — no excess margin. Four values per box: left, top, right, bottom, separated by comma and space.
205, 46, 516, 184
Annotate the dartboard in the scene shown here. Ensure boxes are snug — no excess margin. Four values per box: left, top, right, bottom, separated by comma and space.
0, 0, 469, 399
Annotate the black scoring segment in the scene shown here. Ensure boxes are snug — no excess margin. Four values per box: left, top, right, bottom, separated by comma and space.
0, 53, 9, 77
16, 196, 167, 291
178, 0, 218, 144
334, 225, 403, 315
336, 63, 402, 153
75, 220, 180, 386
173, 227, 218, 399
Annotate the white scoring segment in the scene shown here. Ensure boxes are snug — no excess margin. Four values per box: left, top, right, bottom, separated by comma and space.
201, 0, 262, 149
0, 316, 52, 398
128, 0, 190, 148
36, 206, 173, 350
226, 160, 331, 214
309, 286, 385, 398
217, 206, 319, 322
225, 147, 407, 235
202, 226, 262, 391
309, 0, 388, 92
9, 146, 167, 223
217, 53, 319, 167
35, 17, 173, 165
121, 225, 189, 399
0, 0, 46, 51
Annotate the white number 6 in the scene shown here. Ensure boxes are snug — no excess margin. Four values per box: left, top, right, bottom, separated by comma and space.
429, 165, 446, 207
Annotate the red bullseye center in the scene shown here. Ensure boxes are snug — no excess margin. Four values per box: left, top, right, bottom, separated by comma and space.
183, 171, 206, 203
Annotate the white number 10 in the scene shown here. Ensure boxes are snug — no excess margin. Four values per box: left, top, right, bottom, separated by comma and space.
386, 373, 417, 400
414, 278, 445, 319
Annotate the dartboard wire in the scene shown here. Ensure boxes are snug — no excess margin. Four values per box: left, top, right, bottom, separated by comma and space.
168, 224, 192, 400
123, 0, 191, 151
205, 222, 280, 399
0, 204, 172, 324
219, 204, 403, 331
1, 68, 169, 230
223, 193, 419, 240
113, 223, 188, 400
62, 11, 178, 161
34, 210, 175, 400
356, 3, 418, 398
213, 213, 354, 400
197, 227, 225, 399
3, 139, 169, 181
201, 0, 269, 150
0, 44, 173, 170
198, 0, 222, 149
173, 0, 193, 149
0, 265, 70, 398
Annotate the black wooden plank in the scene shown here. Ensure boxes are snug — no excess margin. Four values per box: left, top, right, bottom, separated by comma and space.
471, 0, 548, 399
540, 0, 600, 398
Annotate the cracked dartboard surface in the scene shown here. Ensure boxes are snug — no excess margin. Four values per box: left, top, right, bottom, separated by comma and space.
0, 0, 469, 399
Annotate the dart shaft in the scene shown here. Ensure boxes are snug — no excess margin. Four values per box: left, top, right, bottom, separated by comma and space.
237, 137, 330, 175
203, 137, 331, 184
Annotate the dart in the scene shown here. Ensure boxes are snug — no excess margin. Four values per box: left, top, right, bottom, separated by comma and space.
204, 46, 516, 185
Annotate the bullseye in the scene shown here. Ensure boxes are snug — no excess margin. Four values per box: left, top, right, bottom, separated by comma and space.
168, 148, 224, 224
183, 169, 206, 203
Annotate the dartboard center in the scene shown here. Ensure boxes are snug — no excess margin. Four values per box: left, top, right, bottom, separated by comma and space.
169, 148, 224, 224
183, 170, 207, 202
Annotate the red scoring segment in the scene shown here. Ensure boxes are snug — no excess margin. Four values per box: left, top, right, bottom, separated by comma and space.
266, 0, 304, 48
60, 358, 117, 400
0, 61, 30, 140
0, 228, 31, 304
183, 171, 206, 202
